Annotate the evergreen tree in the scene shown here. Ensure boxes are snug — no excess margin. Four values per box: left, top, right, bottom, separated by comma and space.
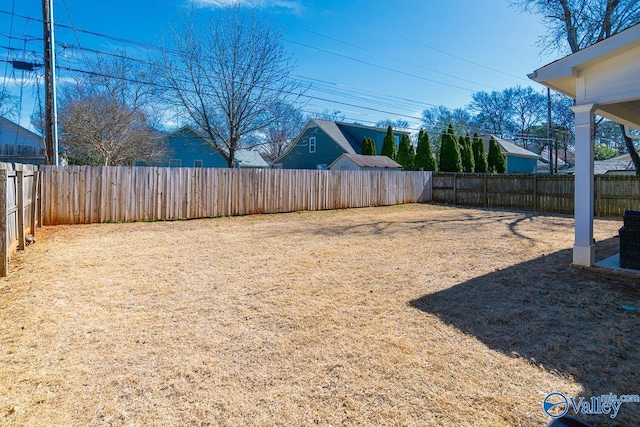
460, 134, 475, 173
369, 137, 377, 155
396, 134, 414, 170
361, 137, 376, 155
415, 130, 437, 171
465, 134, 474, 172
439, 124, 462, 172
381, 126, 397, 160
488, 137, 507, 174
408, 143, 415, 170
472, 133, 488, 173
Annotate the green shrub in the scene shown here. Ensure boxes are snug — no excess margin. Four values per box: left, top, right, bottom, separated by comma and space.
415, 130, 437, 171
381, 126, 397, 160
396, 134, 415, 170
488, 137, 506, 174
439, 124, 462, 172
461, 134, 475, 173
361, 137, 376, 155
472, 133, 488, 173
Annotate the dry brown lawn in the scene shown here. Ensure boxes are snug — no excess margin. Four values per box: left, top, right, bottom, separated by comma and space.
1, 204, 638, 426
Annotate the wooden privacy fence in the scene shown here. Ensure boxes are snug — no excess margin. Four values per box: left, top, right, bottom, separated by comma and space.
0, 162, 42, 277
41, 166, 433, 225
432, 172, 640, 216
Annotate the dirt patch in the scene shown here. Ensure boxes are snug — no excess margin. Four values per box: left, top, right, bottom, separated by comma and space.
0, 204, 636, 426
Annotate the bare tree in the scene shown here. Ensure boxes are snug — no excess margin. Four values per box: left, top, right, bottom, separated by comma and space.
376, 119, 411, 133
261, 101, 306, 161
84, 49, 162, 118
314, 109, 346, 122
513, 0, 640, 54
421, 105, 472, 144
468, 89, 516, 138
32, 48, 166, 165
162, 7, 301, 167
514, 0, 640, 173
58, 90, 165, 166
511, 86, 546, 147
0, 84, 19, 121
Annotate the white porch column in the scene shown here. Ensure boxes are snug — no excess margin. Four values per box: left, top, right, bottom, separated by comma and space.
571, 103, 597, 266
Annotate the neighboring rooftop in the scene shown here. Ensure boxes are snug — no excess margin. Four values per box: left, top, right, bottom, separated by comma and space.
234, 149, 269, 168
478, 134, 539, 158
330, 153, 402, 169
564, 153, 636, 175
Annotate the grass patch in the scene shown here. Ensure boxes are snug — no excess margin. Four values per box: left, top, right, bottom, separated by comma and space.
0, 204, 636, 426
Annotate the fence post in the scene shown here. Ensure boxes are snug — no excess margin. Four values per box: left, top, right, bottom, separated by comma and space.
453, 173, 457, 205
38, 169, 44, 227
532, 174, 537, 212
483, 174, 488, 208
30, 169, 39, 236
17, 170, 25, 251
0, 169, 7, 277
595, 175, 601, 217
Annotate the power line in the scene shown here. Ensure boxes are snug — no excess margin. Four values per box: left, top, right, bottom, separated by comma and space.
0, 8, 510, 129
24, 60, 426, 122
290, 26, 502, 91
1, 0, 16, 113
19, 41, 438, 120
0, 8, 506, 99
313, 5, 531, 82
283, 38, 477, 93
59, 0, 89, 65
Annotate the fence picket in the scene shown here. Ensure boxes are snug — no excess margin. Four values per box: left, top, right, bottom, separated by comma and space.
39, 166, 433, 225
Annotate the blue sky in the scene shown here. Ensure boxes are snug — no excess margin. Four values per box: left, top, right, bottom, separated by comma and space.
0, 0, 558, 132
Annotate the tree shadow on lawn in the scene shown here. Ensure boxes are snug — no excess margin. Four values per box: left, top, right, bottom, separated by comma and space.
302, 208, 576, 243
410, 237, 640, 426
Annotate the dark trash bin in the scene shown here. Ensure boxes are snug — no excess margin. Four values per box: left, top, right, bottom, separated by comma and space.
546, 414, 593, 427
620, 210, 640, 269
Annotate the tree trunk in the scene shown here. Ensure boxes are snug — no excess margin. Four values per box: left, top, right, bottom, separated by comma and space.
620, 124, 640, 175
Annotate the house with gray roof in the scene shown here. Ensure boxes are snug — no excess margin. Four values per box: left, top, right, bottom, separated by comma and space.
479, 134, 539, 174
329, 153, 402, 171
564, 153, 636, 175
276, 119, 409, 170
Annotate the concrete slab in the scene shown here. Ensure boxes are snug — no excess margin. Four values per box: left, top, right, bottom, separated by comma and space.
593, 253, 640, 277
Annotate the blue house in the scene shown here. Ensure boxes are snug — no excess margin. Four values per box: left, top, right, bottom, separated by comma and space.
480, 134, 539, 174
160, 127, 268, 169
276, 119, 409, 169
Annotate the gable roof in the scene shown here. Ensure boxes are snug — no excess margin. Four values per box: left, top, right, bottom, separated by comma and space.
479, 134, 539, 159
330, 153, 402, 169
234, 150, 269, 168
276, 118, 411, 162
312, 119, 356, 154
0, 116, 43, 148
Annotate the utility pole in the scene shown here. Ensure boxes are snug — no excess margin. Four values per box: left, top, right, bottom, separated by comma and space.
42, 0, 59, 165
547, 87, 552, 175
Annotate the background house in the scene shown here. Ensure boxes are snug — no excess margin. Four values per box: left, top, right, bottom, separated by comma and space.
329, 153, 402, 171
479, 134, 539, 174
528, 143, 574, 174
276, 119, 409, 169
160, 127, 268, 169
563, 153, 636, 175
0, 116, 46, 165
